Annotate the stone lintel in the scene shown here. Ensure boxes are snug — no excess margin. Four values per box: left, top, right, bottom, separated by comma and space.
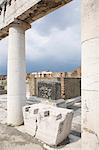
0, 0, 72, 40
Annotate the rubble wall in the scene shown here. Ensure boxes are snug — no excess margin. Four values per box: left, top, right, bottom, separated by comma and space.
64, 78, 81, 99
28, 75, 81, 100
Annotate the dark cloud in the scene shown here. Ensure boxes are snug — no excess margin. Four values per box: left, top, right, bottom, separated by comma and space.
32, 0, 80, 36
0, 0, 80, 74
26, 57, 80, 73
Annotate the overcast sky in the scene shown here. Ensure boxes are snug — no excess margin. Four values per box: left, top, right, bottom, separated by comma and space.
0, 0, 80, 75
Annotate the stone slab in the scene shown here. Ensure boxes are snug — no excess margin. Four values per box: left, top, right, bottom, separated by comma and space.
23, 103, 73, 146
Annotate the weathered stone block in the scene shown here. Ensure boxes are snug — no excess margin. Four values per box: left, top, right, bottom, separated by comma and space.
23, 103, 73, 146
36, 106, 73, 146
38, 81, 61, 100
0, 85, 7, 95
23, 105, 39, 136
64, 78, 81, 99
23, 103, 47, 136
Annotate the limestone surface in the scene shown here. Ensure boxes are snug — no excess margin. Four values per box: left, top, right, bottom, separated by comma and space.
23, 103, 73, 146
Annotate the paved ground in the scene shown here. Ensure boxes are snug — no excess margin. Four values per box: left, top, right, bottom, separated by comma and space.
0, 123, 44, 150
0, 95, 81, 150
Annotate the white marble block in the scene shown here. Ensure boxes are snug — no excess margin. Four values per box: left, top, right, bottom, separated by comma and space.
23, 104, 39, 136
23, 104, 73, 145
23, 103, 46, 136
36, 106, 73, 146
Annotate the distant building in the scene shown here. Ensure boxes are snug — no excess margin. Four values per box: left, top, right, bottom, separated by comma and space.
0, 67, 81, 99
31, 71, 53, 78
28, 67, 81, 100
30, 67, 81, 79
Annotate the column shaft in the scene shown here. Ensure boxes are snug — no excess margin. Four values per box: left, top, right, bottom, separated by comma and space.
7, 25, 26, 126
82, 1, 99, 149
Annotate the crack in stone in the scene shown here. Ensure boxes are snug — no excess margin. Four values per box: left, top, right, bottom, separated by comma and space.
84, 127, 99, 146
34, 119, 38, 137
85, 99, 89, 112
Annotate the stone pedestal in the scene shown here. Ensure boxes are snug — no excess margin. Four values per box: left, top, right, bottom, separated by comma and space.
82, 1, 99, 149
7, 22, 30, 126
61, 77, 65, 99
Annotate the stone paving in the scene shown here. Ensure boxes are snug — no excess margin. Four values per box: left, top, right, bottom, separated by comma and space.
0, 123, 44, 150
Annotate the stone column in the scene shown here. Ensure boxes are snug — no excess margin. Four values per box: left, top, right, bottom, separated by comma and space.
29, 75, 36, 96
7, 21, 31, 126
61, 73, 65, 99
82, 1, 99, 149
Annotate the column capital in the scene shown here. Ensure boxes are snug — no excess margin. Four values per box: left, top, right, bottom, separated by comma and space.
9, 18, 31, 31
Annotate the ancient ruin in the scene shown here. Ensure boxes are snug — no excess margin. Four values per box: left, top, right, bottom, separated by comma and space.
0, 0, 99, 149
28, 69, 81, 99
0, 0, 73, 127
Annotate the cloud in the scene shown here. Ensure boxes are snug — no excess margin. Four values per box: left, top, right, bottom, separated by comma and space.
0, 38, 8, 74
0, 0, 81, 74
31, 0, 80, 35
26, 25, 80, 61
26, 0, 81, 72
